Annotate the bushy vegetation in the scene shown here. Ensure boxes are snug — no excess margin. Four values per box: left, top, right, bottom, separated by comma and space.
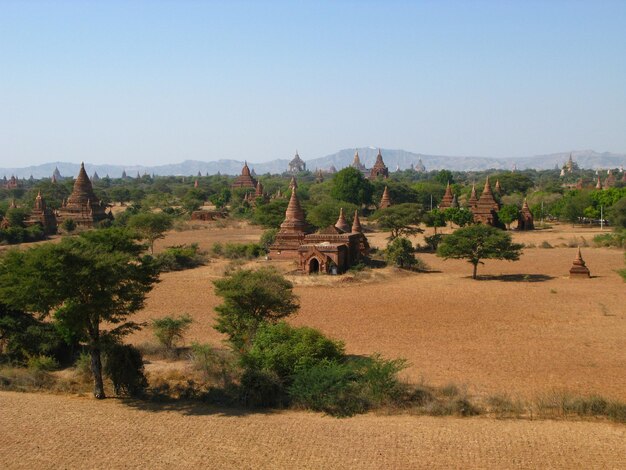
152, 314, 193, 352
154, 243, 207, 271
210, 242, 265, 259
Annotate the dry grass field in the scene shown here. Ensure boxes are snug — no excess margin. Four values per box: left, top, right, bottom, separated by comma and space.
2, 221, 625, 469
2, 390, 626, 469
133, 221, 626, 401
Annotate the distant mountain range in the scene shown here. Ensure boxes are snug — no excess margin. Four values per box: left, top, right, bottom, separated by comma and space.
2, 149, 625, 179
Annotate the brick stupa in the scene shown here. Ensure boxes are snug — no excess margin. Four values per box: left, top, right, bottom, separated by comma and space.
231, 162, 257, 189
439, 182, 454, 209
351, 210, 362, 233
56, 163, 109, 228
468, 184, 478, 209
518, 198, 534, 230
25, 191, 57, 234
569, 247, 590, 278
471, 177, 501, 227
369, 149, 389, 179
380, 186, 392, 209
334, 208, 351, 233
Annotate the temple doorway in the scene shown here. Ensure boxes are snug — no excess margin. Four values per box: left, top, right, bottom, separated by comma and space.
309, 258, 320, 274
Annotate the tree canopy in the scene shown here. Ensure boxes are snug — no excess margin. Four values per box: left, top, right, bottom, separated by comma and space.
370, 203, 423, 240
0, 228, 159, 398
330, 167, 373, 206
128, 211, 173, 253
437, 225, 523, 279
213, 267, 299, 351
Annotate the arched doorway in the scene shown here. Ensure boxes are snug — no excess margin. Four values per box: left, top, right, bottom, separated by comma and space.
309, 258, 320, 274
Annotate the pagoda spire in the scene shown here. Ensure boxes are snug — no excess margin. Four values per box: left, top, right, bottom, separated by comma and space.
468, 183, 478, 207
335, 207, 351, 233
380, 186, 391, 209
279, 178, 307, 233
351, 209, 362, 233
569, 247, 590, 278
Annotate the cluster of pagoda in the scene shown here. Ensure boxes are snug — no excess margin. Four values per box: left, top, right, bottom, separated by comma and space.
1, 163, 112, 234
436, 178, 534, 230
269, 178, 369, 274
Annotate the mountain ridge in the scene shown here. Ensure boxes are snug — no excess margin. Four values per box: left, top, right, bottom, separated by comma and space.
1, 149, 625, 179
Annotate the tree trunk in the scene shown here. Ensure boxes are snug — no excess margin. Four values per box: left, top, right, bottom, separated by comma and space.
90, 345, 106, 399
472, 262, 478, 279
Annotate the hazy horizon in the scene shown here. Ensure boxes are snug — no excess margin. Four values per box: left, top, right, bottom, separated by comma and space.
2, 1, 625, 166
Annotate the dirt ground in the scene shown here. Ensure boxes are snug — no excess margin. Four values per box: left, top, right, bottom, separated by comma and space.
1, 391, 625, 469
133, 221, 626, 400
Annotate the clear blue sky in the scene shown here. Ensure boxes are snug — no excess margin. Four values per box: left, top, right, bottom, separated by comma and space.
1, 0, 625, 166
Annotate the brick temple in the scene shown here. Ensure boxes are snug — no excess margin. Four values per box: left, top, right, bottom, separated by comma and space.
56, 163, 110, 228
270, 179, 369, 274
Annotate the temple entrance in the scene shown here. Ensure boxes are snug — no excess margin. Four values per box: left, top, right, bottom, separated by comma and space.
309, 258, 320, 274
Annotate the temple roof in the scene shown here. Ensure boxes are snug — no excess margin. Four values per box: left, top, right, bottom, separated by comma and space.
67, 162, 100, 206
334, 208, 351, 233
380, 186, 391, 208
279, 179, 307, 233
351, 209, 362, 233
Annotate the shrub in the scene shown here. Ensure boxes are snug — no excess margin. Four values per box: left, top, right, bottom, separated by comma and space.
61, 218, 76, 233
152, 314, 193, 352
385, 237, 416, 269
27, 354, 59, 372
540, 241, 553, 249
358, 354, 408, 406
242, 322, 344, 382
424, 234, 444, 251
238, 368, 285, 407
103, 343, 148, 397
210, 242, 263, 259
288, 359, 366, 417
74, 352, 92, 379
154, 244, 207, 272
259, 228, 278, 252
593, 231, 626, 248
189, 343, 237, 387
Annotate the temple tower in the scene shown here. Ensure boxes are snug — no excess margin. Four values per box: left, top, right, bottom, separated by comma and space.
369, 149, 389, 179
518, 198, 534, 230
351, 210, 362, 233
231, 161, 258, 189
471, 177, 502, 227
334, 208, 351, 233
439, 181, 454, 209
56, 163, 109, 228
379, 186, 392, 209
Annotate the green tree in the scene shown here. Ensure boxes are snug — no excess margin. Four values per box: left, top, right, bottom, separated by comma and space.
609, 196, 626, 229
213, 267, 299, 351
370, 203, 424, 240
434, 169, 454, 186
0, 228, 159, 398
437, 225, 524, 279
385, 237, 416, 268
424, 209, 447, 234
443, 207, 474, 227
252, 199, 289, 228
152, 314, 193, 352
128, 212, 173, 253
497, 204, 520, 230
561, 191, 594, 225
307, 200, 358, 230
330, 167, 373, 206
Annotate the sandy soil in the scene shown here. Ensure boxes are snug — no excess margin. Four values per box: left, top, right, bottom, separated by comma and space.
132, 222, 626, 400
1, 391, 625, 469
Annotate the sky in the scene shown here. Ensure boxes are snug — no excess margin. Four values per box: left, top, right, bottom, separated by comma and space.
1, 0, 625, 166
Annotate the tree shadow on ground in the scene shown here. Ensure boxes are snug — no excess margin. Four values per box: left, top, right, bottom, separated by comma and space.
475, 274, 554, 282
119, 397, 278, 417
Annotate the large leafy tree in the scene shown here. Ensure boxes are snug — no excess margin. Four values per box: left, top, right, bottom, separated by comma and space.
424, 209, 447, 234
128, 212, 173, 253
385, 237, 416, 268
307, 199, 358, 230
497, 204, 520, 230
330, 167, 373, 206
213, 267, 299, 351
0, 228, 159, 398
370, 203, 424, 240
437, 225, 523, 279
